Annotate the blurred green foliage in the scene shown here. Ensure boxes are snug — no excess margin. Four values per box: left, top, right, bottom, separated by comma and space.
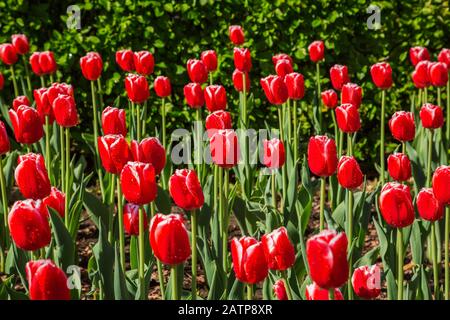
0, 0, 449, 174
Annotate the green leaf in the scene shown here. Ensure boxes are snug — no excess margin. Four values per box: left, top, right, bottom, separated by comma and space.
48, 208, 75, 271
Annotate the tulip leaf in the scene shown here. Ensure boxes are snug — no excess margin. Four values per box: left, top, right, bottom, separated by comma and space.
49, 208, 75, 271
83, 190, 111, 228
113, 244, 131, 300
92, 221, 114, 300
11, 243, 29, 292
155, 186, 171, 214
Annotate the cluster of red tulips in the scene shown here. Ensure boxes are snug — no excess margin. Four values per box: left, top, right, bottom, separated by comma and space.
0, 24, 450, 301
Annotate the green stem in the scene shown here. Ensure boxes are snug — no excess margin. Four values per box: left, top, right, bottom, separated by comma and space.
445, 206, 450, 300
64, 128, 70, 227
287, 99, 292, 143
136, 103, 141, 142
397, 227, 404, 300
0, 157, 9, 249
209, 72, 213, 86
91, 81, 105, 201
319, 177, 326, 231
246, 283, 253, 300
338, 127, 344, 159
271, 171, 277, 210
242, 73, 247, 127
138, 205, 146, 300
223, 169, 229, 272
22, 55, 32, 95
380, 90, 386, 185
45, 116, 51, 183
108, 175, 116, 243
332, 112, 339, 156
424, 87, 428, 104
316, 62, 322, 133
438, 87, 441, 107
171, 265, 179, 300
117, 177, 125, 271
9, 65, 19, 97
191, 209, 197, 300
130, 101, 136, 141
282, 271, 293, 300
426, 130, 433, 187
40, 76, 45, 88
446, 79, 450, 147
431, 222, 439, 300
142, 100, 147, 138
161, 98, 166, 150
328, 288, 335, 300
60, 126, 65, 216
151, 203, 165, 299
346, 134, 354, 300
293, 100, 298, 161
196, 108, 202, 181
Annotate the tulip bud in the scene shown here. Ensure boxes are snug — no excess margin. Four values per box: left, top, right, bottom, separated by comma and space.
0, 43, 18, 65
149, 213, 191, 265
123, 203, 148, 236
438, 48, 450, 68
15, 153, 51, 199
205, 110, 232, 138
210, 129, 239, 169
231, 237, 268, 284
0, 73, 4, 90
284, 72, 305, 100
26, 260, 70, 300
201, 50, 218, 72
379, 182, 414, 228
388, 111, 415, 142
9, 106, 44, 144
387, 153, 411, 182
412, 60, 431, 88
204, 85, 227, 112
260, 75, 288, 105
0, 121, 10, 156
187, 59, 208, 84
330, 64, 349, 91
169, 169, 204, 211
120, 161, 157, 205
263, 138, 286, 169
370, 62, 393, 90
429, 62, 448, 87
125, 74, 150, 104
12, 95, 30, 111
306, 282, 344, 300
98, 134, 131, 175
308, 41, 325, 63
184, 83, 204, 108
275, 59, 293, 77
351, 265, 381, 299
34, 87, 54, 124
130, 137, 166, 175
52, 94, 79, 127
337, 156, 363, 189
432, 166, 450, 205
417, 188, 444, 222
43, 187, 65, 218
29, 51, 57, 75
409, 46, 430, 66
261, 227, 295, 270
102, 106, 127, 136
133, 51, 154, 76
116, 49, 135, 72
341, 83, 362, 108
321, 89, 338, 109
307, 135, 338, 177
9, 199, 50, 251
335, 103, 361, 133
11, 34, 29, 55
232, 69, 250, 92
273, 280, 288, 300
154, 76, 172, 98
80, 52, 103, 81
233, 48, 252, 72
419, 103, 444, 129
229, 25, 245, 45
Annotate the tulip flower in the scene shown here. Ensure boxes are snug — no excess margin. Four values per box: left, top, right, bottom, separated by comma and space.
330, 64, 349, 91
12, 95, 30, 110
233, 48, 252, 72
204, 85, 227, 112
130, 137, 166, 175
412, 60, 431, 89
210, 129, 239, 169
341, 83, 362, 108
201, 50, 218, 73
417, 188, 443, 222
229, 25, 245, 45
263, 138, 286, 169
133, 51, 154, 76
102, 106, 127, 136
432, 166, 450, 205
43, 187, 65, 219
8, 199, 51, 251
0, 120, 10, 237
15, 153, 51, 200
429, 62, 449, 88
420, 103, 444, 129
389, 111, 415, 142
261, 227, 295, 271
370, 62, 393, 89
187, 59, 208, 84
123, 203, 148, 236
0, 72, 3, 90
273, 280, 288, 300
0, 121, 10, 156
308, 40, 325, 62
80, 52, 103, 81
98, 134, 131, 175
232, 69, 250, 92
26, 260, 70, 300
184, 83, 204, 108
116, 49, 135, 72
52, 94, 79, 127
337, 156, 363, 190
409, 46, 430, 66
284, 72, 305, 100
387, 153, 411, 182
47, 82, 74, 104
120, 161, 157, 205
0, 43, 18, 65
305, 283, 344, 300
335, 103, 361, 133
272, 53, 293, 66
125, 73, 150, 104
154, 76, 172, 98
321, 89, 338, 109
29, 51, 57, 75
438, 48, 450, 67
260, 75, 288, 105
274, 59, 293, 77
205, 110, 232, 138
379, 182, 414, 228
11, 34, 29, 55
352, 265, 381, 299
9, 105, 44, 145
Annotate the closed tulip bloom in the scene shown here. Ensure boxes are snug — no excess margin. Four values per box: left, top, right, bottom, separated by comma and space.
154, 76, 172, 98
409, 46, 430, 66
389, 111, 415, 142
116, 49, 135, 72
233, 48, 252, 72
337, 156, 363, 189
232, 69, 250, 92
370, 62, 393, 89
387, 153, 411, 182
149, 213, 191, 265
231, 237, 268, 284
9, 106, 44, 144
261, 227, 295, 270
133, 51, 154, 76
98, 134, 131, 175
43, 187, 65, 218
101, 106, 127, 136
33, 88, 54, 124
306, 230, 349, 289
432, 166, 450, 205
26, 260, 70, 300
15, 153, 51, 199
0, 121, 10, 155
352, 265, 381, 299
335, 103, 361, 133
379, 182, 414, 228
438, 48, 450, 68
12, 95, 30, 110
52, 94, 79, 127
205, 85, 227, 112
321, 89, 338, 109
416, 188, 444, 222
29, 51, 57, 75
306, 283, 344, 300
429, 62, 448, 87
187, 59, 208, 84
125, 74, 150, 104
123, 203, 148, 236
284, 72, 305, 100
210, 129, 239, 169
260, 75, 288, 105
275, 59, 293, 77
201, 50, 218, 72
8, 199, 50, 251
0, 43, 18, 65
0, 73, 4, 90
308, 41, 325, 62
130, 137, 166, 175
47, 82, 74, 105
11, 34, 29, 55
169, 169, 204, 211
272, 53, 293, 66
307, 135, 337, 177
184, 83, 204, 108
341, 83, 362, 108
120, 161, 157, 205
80, 52, 103, 81
420, 103, 444, 129
263, 138, 286, 169
330, 64, 349, 91
412, 60, 431, 88
273, 280, 288, 300
229, 25, 245, 45
205, 110, 232, 138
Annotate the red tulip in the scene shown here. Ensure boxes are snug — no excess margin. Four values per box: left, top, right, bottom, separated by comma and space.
123, 203, 148, 236
261, 227, 295, 270
306, 283, 344, 300
149, 213, 191, 265
154, 76, 172, 98
275, 59, 293, 77
47, 82, 74, 105
231, 237, 268, 284
337, 156, 363, 189
306, 229, 349, 289
130, 137, 166, 175
432, 166, 450, 205
0, 72, 3, 90
233, 48, 252, 72
102, 106, 127, 136
352, 265, 381, 299
429, 62, 448, 87
387, 153, 411, 182
0, 43, 18, 65
370, 62, 393, 89
0, 121, 10, 156
8, 199, 50, 251
412, 60, 431, 88
133, 51, 154, 76
335, 103, 361, 133
33, 87, 54, 124
232, 69, 250, 92
205, 110, 232, 138
308, 41, 325, 63
120, 161, 157, 205
263, 138, 286, 169
438, 48, 450, 68
15, 153, 51, 199
52, 94, 79, 127
184, 83, 204, 108
260, 75, 288, 105
9, 105, 44, 144
229, 25, 245, 45
98, 134, 131, 175
321, 89, 338, 109
169, 169, 204, 211
273, 279, 288, 300
187, 59, 208, 84
284, 72, 305, 100
330, 64, 349, 91
43, 187, 65, 218
210, 129, 239, 169
201, 50, 218, 72
11, 34, 29, 55
307, 135, 338, 177
29, 51, 57, 75
26, 260, 70, 300
409, 46, 430, 66
116, 49, 135, 72
379, 182, 414, 228
12, 95, 30, 110
80, 52, 103, 81
341, 83, 362, 108
125, 74, 150, 104
272, 53, 293, 66
204, 85, 227, 112
388, 111, 415, 142
417, 188, 444, 222
420, 103, 444, 129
